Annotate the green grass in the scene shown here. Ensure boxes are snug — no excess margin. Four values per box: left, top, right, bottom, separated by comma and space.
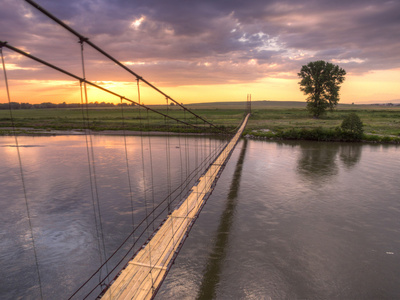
1, 102, 400, 143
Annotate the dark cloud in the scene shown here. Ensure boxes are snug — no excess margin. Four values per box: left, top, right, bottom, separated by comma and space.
1, 0, 399, 87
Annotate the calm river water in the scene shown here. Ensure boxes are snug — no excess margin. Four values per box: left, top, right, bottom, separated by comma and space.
1, 135, 399, 299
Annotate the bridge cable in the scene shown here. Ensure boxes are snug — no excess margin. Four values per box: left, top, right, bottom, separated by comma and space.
145, 108, 156, 231
136, 128, 238, 297
1, 4, 253, 296
78, 123, 231, 298
177, 118, 184, 215
131, 132, 229, 297
165, 98, 177, 255
70, 137, 229, 299
78, 80, 105, 286
119, 98, 136, 251
195, 118, 200, 207
1, 43, 44, 300
79, 40, 110, 287
184, 110, 190, 216
164, 98, 175, 264
115, 142, 228, 296
24, 0, 221, 131
165, 99, 172, 214
0, 42, 203, 131
137, 79, 156, 292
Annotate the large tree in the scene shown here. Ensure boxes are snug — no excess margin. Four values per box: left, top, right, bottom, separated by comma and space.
298, 61, 346, 118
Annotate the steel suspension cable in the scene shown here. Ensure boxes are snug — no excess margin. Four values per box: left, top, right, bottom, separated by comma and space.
146, 108, 156, 230
79, 41, 110, 286
165, 98, 177, 250
79, 80, 104, 286
70, 137, 229, 299
0, 41, 202, 130
24, 0, 221, 131
184, 110, 190, 216
119, 98, 136, 250
69, 110, 238, 299
165, 99, 172, 214
102, 135, 231, 298
1, 43, 44, 300
137, 79, 156, 292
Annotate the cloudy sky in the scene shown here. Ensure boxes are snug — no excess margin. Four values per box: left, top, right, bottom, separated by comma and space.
1, 0, 399, 104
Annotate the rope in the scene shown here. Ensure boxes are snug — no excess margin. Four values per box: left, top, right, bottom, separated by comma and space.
1, 43, 44, 300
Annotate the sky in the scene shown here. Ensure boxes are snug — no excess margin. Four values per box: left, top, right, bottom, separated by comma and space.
0, 0, 399, 104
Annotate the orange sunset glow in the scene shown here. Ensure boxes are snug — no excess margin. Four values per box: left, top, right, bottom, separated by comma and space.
1, 1, 399, 105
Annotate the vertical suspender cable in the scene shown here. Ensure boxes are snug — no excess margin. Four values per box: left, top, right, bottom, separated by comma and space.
79, 41, 109, 286
146, 108, 156, 230
136, 79, 155, 292
1, 44, 44, 300
119, 98, 136, 250
177, 119, 184, 208
165, 98, 172, 213
195, 117, 199, 206
79, 80, 103, 284
165, 98, 176, 248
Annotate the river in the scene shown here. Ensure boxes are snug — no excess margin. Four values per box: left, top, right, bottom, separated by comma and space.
1, 135, 399, 299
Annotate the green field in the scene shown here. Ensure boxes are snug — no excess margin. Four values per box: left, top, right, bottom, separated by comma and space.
1, 101, 400, 143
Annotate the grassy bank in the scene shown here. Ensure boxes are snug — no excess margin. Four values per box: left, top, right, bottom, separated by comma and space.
246, 104, 400, 143
1, 101, 399, 143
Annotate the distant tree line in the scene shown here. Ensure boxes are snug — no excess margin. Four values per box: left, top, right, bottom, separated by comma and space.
0, 101, 134, 110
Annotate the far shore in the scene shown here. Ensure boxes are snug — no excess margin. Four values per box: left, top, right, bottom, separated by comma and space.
0, 127, 218, 137
1, 103, 399, 143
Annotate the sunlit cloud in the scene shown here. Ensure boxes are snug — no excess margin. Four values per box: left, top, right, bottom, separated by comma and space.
123, 61, 155, 66
3, 63, 39, 71
332, 58, 366, 64
130, 16, 145, 29
0, 0, 399, 104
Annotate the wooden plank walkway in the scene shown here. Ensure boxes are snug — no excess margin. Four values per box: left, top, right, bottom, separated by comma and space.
101, 114, 250, 300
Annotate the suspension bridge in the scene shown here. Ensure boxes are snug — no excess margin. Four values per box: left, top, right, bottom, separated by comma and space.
1, 1, 251, 299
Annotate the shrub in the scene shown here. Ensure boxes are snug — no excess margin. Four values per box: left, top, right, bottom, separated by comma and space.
341, 113, 364, 140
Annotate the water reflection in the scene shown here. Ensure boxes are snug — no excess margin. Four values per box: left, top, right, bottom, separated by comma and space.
297, 142, 339, 180
294, 142, 362, 181
339, 144, 362, 169
0, 135, 227, 299
196, 139, 248, 300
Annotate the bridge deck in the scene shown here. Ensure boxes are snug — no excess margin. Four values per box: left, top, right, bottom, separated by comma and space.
101, 114, 249, 300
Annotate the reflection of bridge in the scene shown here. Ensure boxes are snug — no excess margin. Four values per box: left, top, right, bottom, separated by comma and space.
1, 1, 250, 299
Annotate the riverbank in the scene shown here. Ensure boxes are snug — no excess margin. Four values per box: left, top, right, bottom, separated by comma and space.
245, 130, 400, 144
0, 127, 217, 137
1, 103, 399, 143
2, 126, 399, 145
